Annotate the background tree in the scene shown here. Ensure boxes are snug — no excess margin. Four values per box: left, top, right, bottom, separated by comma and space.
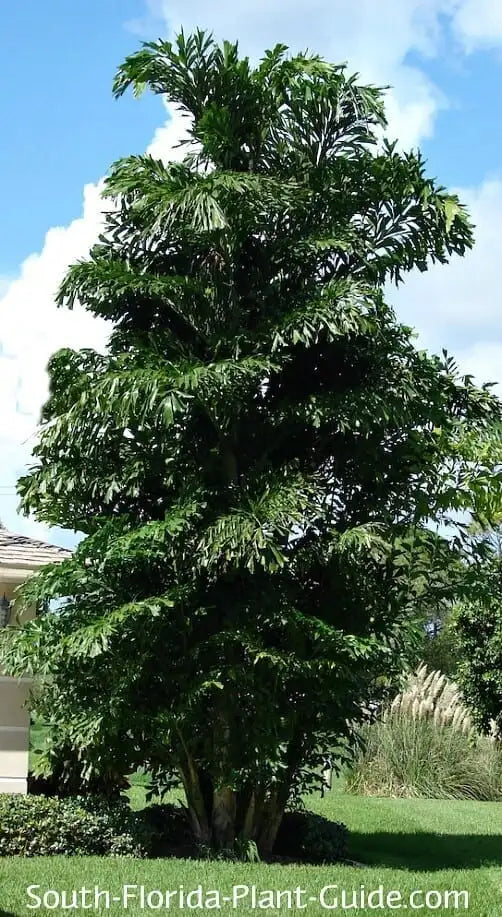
2, 31, 501, 855
416, 600, 461, 678
454, 485, 502, 737
456, 584, 502, 738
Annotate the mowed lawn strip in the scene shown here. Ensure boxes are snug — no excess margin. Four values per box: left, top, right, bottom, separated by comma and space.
1, 793, 501, 916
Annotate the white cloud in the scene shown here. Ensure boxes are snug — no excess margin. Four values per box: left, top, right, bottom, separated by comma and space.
453, 0, 502, 51
454, 341, 502, 392
144, 0, 455, 148
392, 178, 502, 365
0, 275, 14, 299
144, 0, 502, 137
146, 102, 192, 163
0, 184, 108, 540
0, 108, 189, 541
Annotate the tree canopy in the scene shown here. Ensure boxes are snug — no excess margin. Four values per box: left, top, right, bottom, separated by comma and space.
456, 589, 502, 738
454, 512, 502, 737
2, 30, 502, 855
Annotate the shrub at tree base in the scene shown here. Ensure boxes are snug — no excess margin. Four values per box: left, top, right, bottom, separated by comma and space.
140, 802, 193, 856
275, 811, 349, 864
0, 795, 153, 857
0, 796, 349, 864
348, 667, 502, 800
143, 806, 350, 863
143, 804, 349, 863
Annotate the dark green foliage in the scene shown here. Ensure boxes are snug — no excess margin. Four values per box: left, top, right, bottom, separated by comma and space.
2, 30, 502, 855
140, 803, 191, 855
456, 558, 502, 736
275, 810, 349, 863
0, 795, 152, 857
26, 768, 127, 799
420, 609, 461, 677
29, 723, 128, 798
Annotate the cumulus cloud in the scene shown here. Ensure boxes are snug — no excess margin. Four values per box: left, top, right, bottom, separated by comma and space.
0, 184, 108, 540
146, 102, 192, 163
392, 178, 502, 367
142, 0, 454, 148
0, 276, 14, 299
143, 0, 502, 138
454, 341, 502, 393
453, 0, 502, 51
0, 107, 189, 540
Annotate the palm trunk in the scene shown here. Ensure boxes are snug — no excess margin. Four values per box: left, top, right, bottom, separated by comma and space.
176, 725, 304, 856
179, 769, 291, 855
175, 727, 211, 844
212, 785, 237, 848
239, 783, 289, 856
178, 764, 211, 844
255, 785, 290, 856
257, 807, 285, 857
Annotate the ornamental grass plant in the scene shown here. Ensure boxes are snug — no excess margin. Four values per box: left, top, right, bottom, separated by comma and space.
348, 665, 502, 800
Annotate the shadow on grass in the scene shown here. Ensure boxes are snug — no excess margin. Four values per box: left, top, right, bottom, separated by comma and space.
350, 831, 502, 870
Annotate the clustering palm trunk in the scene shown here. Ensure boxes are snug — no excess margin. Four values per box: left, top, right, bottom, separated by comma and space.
181, 770, 290, 855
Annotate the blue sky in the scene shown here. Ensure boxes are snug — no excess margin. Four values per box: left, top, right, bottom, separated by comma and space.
0, 0, 502, 544
0, 1, 164, 274
417, 49, 502, 186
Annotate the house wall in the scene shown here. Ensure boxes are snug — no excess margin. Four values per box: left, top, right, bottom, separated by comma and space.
0, 577, 35, 794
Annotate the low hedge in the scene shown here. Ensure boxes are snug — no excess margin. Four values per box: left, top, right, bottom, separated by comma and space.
0, 795, 349, 863
0, 794, 154, 857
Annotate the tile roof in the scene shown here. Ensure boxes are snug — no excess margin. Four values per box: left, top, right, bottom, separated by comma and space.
0, 525, 71, 569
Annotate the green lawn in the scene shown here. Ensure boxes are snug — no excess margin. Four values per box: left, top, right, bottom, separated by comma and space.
1, 788, 501, 915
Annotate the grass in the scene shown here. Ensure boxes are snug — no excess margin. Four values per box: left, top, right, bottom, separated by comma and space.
0, 786, 501, 915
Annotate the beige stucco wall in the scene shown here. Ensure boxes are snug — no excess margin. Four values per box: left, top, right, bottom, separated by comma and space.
0, 577, 35, 794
